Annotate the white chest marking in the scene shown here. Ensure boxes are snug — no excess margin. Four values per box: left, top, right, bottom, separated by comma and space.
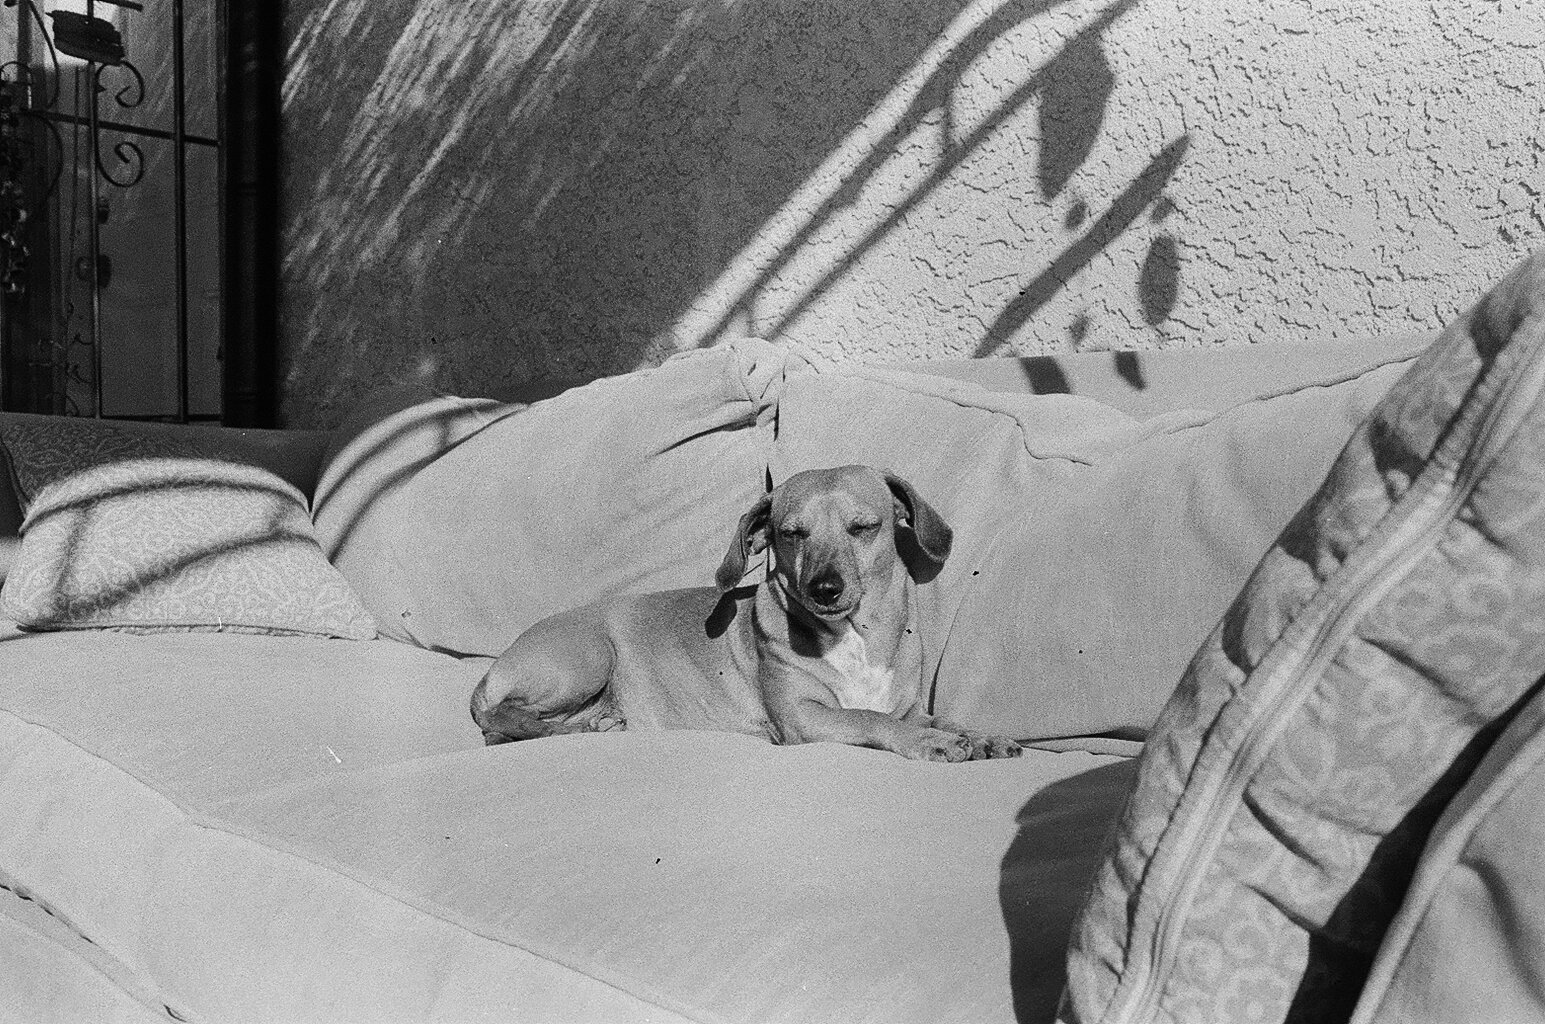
823, 624, 901, 714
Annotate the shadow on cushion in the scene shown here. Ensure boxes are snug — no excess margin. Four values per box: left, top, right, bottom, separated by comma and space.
1001, 757, 1139, 1024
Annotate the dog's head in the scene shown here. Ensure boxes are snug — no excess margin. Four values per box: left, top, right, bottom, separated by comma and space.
715, 465, 952, 619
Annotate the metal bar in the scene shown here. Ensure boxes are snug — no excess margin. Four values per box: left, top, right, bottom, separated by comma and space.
172, 0, 188, 422
87, 67, 103, 417
14, 0, 30, 109
104, 411, 222, 422
30, 108, 218, 149
216, 0, 227, 421
222, 0, 279, 426
0, 0, 24, 409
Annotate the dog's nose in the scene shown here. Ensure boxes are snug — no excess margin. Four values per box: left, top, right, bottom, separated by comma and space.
809, 572, 845, 606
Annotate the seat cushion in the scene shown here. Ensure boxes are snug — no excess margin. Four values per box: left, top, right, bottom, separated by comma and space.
0, 625, 1134, 1023
1060, 250, 1545, 1022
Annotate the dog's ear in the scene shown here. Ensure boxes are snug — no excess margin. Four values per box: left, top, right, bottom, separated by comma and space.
884, 472, 953, 582
715, 493, 773, 590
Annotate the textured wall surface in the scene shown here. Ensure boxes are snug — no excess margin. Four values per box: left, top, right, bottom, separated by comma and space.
280, 0, 1544, 427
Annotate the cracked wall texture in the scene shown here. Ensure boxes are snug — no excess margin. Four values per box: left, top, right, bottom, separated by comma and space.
280, 0, 1544, 427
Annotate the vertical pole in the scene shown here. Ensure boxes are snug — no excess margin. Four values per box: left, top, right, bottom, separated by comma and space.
0, 0, 26, 410
221, 0, 279, 427
172, 0, 188, 422
86, 22, 103, 418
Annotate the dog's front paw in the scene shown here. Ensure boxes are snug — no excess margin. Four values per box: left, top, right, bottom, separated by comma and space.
966, 734, 1023, 760
900, 727, 973, 763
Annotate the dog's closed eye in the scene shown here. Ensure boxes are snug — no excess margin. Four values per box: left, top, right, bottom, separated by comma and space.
848, 518, 882, 536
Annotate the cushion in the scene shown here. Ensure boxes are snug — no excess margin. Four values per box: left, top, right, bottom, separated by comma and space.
1350, 679, 1545, 1024
0, 417, 375, 638
898, 332, 1433, 419
935, 354, 1411, 740
773, 348, 1418, 742
1060, 250, 1545, 1022
0, 412, 327, 506
773, 366, 1167, 720
0, 621, 1137, 1022
1, 892, 168, 1024
318, 338, 800, 655
311, 386, 516, 626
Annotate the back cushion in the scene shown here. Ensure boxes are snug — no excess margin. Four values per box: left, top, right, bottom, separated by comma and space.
315, 339, 798, 656
774, 353, 1416, 742
311, 388, 518, 642
1061, 250, 1545, 1023
772, 367, 1156, 705
935, 358, 1409, 739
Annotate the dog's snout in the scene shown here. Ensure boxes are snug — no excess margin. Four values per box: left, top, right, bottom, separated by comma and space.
808, 571, 845, 606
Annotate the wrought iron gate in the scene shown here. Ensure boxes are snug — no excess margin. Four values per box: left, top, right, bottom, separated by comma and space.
0, 0, 278, 425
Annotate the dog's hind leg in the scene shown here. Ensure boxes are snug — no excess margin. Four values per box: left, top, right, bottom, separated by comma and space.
471, 604, 625, 745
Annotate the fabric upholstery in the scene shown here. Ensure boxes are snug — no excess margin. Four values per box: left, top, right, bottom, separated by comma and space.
774, 350, 1420, 741
3, 322, 1522, 1022
1060, 250, 1545, 1023
0, 626, 1133, 1023
899, 333, 1433, 420
0, 891, 170, 1024
1349, 680, 1545, 1024
0, 441, 21, 539
311, 387, 516, 641
0, 412, 327, 507
0, 418, 374, 638
937, 356, 1410, 739
0, 414, 327, 590
3, 459, 375, 638
319, 338, 801, 655
773, 366, 1164, 719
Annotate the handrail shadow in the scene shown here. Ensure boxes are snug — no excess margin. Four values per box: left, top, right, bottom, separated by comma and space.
16, 474, 310, 623
281, 0, 1187, 425
999, 757, 1137, 1023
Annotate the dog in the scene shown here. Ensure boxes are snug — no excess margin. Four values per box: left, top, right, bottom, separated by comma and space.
470, 465, 1021, 762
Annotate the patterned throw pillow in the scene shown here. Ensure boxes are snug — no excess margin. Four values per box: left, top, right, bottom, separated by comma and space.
1060, 250, 1545, 1024
0, 419, 376, 639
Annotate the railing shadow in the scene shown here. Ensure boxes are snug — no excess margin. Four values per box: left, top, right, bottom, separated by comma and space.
14, 472, 310, 624
999, 757, 1138, 1023
310, 390, 523, 565
281, 0, 982, 423
281, 0, 1188, 426
686, 0, 1137, 347
976, 134, 1188, 355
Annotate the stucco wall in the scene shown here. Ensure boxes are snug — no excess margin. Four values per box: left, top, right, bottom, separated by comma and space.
280, 0, 1544, 427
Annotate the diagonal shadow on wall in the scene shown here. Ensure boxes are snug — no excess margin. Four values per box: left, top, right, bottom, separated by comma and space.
279, 0, 1185, 427
281, 0, 989, 425
977, 133, 1188, 355
681, 0, 1144, 350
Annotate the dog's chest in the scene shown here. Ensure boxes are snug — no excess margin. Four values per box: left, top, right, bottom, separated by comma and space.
823, 624, 905, 714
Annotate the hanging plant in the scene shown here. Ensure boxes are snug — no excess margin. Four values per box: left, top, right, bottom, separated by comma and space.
0, 73, 29, 296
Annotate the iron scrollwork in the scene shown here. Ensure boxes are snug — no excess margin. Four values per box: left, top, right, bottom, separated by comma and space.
1, 0, 174, 418
94, 60, 145, 188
